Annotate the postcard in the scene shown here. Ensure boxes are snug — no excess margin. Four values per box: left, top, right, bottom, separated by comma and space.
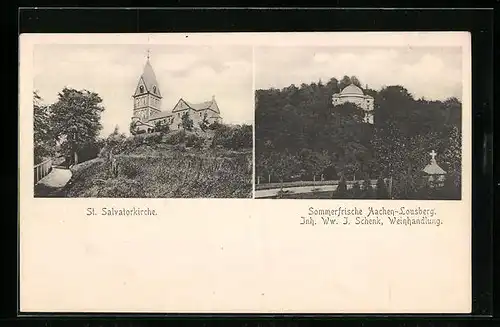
19, 32, 471, 314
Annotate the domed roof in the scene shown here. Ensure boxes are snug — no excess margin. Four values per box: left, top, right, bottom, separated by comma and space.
340, 83, 364, 96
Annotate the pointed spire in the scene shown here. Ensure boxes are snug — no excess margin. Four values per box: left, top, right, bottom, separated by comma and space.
133, 54, 162, 98
147, 48, 151, 61
212, 95, 215, 101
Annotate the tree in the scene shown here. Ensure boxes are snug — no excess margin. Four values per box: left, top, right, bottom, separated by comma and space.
129, 120, 138, 136
199, 112, 210, 131
209, 120, 223, 130
154, 120, 170, 134
33, 91, 55, 164
270, 151, 299, 190
338, 75, 352, 90
350, 76, 362, 87
50, 87, 105, 165
254, 75, 462, 199
106, 125, 127, 152
181, 111, 194, 131
441, 125, 461, 189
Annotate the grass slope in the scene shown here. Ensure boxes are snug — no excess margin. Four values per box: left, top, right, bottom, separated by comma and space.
63, 144, 252, 198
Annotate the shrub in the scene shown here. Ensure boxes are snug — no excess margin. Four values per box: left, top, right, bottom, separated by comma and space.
186, 134, 204, 148
333, 175, 347, 198
77, 141, 103, 163
441, 174, 460, 199
199, 112, 210, 131
119, 161, 139, 179
165, 130, 187, 145
209, 121, 223, 130
154, 120, 170, 134
131, 134, 145, 146
212, 124, 253, 150
232, 124, 252, 149
173, 144, 186, 152
351, 181, 361, 198
181, 112, 194, 131
143, 132, 163, 145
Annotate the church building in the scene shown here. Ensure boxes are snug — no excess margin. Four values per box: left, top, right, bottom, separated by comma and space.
332, 83, 374, 124
131, 55, 222, 133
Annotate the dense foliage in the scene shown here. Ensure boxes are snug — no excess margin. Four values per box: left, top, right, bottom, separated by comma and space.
255, 76, 462, 199
50, 88, 105, 165
211, 123, 253, 150
181, 111, 194, 131
65, 142, 253, 199
100, 122, 253, 159
33, 89, 105, 165
33, 91, 56, 164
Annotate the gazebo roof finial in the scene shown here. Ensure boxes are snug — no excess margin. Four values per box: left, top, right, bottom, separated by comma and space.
422, 149, 447, 175
429, 150, 437, 162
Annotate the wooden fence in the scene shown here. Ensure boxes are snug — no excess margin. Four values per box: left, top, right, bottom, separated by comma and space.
34, 158, 53, 184
255, 179, 380, 191
255, 176, 394, 198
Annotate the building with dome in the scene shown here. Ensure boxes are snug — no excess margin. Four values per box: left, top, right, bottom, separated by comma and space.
332, 83, 374, 124
131, 54, 222, 133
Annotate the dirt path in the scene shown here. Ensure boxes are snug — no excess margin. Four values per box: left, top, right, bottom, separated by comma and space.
34, 168, 72, 197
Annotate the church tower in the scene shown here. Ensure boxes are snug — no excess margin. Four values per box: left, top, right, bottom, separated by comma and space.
132, 52, 162, 122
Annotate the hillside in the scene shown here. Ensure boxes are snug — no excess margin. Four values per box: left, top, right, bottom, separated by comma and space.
255, 77, 462, 199
61, 127, 253, 198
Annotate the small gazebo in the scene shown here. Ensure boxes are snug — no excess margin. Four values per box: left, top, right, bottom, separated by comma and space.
422, 150, 447, 188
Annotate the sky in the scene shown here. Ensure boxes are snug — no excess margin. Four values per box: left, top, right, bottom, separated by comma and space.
255, 46, 463, 101
34, 44, 254, 137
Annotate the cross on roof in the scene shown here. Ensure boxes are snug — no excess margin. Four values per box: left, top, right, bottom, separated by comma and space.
429, 150, 437, 160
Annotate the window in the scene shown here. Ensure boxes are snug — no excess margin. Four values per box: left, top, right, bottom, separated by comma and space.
139, 86, 144, 93
153, 86, 157, 94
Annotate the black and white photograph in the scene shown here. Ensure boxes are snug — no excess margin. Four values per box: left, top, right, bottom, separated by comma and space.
255, 46, 462, 199
33, 44, 253, 198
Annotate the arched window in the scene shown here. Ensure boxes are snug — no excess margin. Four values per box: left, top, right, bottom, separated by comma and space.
153, 86, 157, 94
139, 85, 144, 93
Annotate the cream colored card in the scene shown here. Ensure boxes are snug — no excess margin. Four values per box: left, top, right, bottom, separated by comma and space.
20, 32, 471, 314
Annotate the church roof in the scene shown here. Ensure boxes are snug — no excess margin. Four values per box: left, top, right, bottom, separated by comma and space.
134, 59, 162, 97
340, 83, 364, 96
148, 111, 173, 120
146, 96, 221, 121
422, 159, 447, 175
173, 97, 221, 114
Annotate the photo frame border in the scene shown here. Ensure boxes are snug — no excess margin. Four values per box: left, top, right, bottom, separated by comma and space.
15, 7, 494, 320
